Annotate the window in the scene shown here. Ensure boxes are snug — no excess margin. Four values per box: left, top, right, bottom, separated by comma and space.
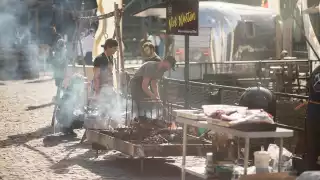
244, 21, 255, 38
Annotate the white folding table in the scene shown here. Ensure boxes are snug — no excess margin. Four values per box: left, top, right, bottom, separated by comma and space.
175, 112, 294, 180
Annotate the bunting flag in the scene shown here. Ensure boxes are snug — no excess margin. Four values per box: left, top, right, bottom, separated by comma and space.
261, 0, 268, 8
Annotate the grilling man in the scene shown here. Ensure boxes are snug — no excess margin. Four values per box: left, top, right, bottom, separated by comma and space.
130, 56, 176, 115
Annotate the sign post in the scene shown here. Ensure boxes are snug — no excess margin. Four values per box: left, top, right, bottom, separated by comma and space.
166, 0, 199, 109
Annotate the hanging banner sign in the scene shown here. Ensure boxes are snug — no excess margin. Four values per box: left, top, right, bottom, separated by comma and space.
166, 0, 199, 36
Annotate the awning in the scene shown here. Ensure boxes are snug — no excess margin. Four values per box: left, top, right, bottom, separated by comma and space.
132, 3, 166, 18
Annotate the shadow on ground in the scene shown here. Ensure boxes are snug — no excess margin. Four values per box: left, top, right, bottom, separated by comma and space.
0, 82, 5, 85
26, 102, 54, 111
50, 149, 201, 179
0, 126, 53, 148
22, 143, 56, 164
25, 78, 53, 84
42, 133, 80, 147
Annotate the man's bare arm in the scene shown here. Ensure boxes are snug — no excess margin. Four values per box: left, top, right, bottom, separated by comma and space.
93, 67, 101, 94
151, 80, 159, 98
142, 77, 156, 99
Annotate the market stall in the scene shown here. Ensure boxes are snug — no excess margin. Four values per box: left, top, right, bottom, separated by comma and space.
173, 105, 294, 180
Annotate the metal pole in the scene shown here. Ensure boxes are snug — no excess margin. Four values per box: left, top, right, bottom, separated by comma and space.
181, 123, 188, 180
184, 35, 190, 108
244, 137, 250, 175
278, 138, 284, 172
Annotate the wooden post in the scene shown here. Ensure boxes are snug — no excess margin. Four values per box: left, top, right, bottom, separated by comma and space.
114, 3, 124, 72
114, 3, 125, 93
114, 3, 120, 92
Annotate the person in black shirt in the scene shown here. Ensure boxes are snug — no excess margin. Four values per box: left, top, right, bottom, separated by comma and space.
93, 38, 118, 95
92, 39, 118, 119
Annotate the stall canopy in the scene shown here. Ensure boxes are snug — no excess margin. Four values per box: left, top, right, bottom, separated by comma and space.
132, 1, 276, 29
133, 2, 166, 19
132, 1, 284, 34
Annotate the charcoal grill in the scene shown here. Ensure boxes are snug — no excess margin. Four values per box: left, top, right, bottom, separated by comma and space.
86, 128, 212, 173
86, 129, 212, 157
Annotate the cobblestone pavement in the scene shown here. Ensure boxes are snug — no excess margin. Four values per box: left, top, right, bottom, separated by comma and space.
0, 78, 201, 180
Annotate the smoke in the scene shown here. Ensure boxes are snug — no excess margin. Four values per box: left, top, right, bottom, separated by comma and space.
0, 0, 40, 80
97, 85, 164, 127
97, 85, 131, 127
55, 74, 87, 129
54, 75, 133, 130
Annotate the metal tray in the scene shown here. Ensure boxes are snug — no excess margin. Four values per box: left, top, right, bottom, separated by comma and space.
86, 129, 212, 157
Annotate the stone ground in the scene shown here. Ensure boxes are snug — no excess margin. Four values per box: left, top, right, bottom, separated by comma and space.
0, 77, 202, 180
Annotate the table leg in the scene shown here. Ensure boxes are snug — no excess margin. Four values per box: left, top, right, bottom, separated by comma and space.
140, 158, 144, 174
278, 138, 283, 172
237, 138, 240, 159
244, 138, 250, 175
181, 123, 188, 180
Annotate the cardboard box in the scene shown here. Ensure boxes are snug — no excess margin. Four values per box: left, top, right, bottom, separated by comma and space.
240, 173, 296, 180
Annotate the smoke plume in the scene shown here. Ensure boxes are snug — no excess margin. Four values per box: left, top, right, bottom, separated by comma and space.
0, 0, 40, 80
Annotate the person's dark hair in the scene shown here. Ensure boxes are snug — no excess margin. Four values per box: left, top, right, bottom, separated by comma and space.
101, 38, 118, 49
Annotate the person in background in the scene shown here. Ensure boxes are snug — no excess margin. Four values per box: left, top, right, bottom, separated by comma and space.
305, 64, 320, 170
147, 32, 161, 55
50, 25, 63, 48
139, 32, 151, 59
130, 56, 176, 116
158, 30, 166, 58
93, 38, 118, 96
50, 25, 68, 102
159, 30, 174, 57
141, 42, 161, 63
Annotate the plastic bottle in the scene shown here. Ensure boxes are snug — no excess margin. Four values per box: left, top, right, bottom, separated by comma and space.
254, 146, 270, 173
